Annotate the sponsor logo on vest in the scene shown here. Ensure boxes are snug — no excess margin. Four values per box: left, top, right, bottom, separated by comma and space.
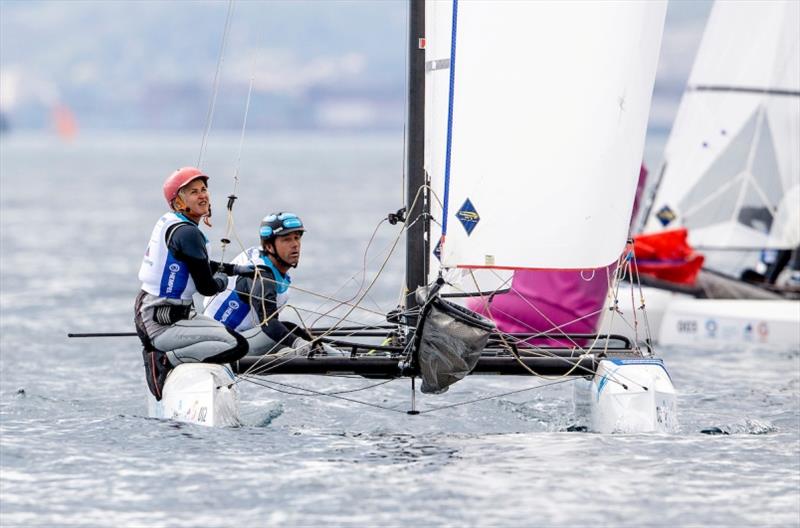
166, 263, 181, 293
221, 299, 241, 323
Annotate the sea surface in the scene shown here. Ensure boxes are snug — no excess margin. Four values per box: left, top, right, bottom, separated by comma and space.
1, 132, 798, 527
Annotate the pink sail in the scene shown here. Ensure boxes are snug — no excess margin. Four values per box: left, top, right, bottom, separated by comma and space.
467, 165, 648, 342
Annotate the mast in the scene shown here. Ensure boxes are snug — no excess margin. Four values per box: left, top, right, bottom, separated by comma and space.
405, 0, 427, 315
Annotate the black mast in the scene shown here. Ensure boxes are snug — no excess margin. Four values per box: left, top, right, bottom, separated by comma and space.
405, 0, 426, 316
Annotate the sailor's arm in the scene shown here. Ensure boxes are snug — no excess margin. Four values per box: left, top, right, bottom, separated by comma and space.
168, 224, 226, 296
238, 275, 294, 348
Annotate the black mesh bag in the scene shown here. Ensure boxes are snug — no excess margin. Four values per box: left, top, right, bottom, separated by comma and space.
415, 294, 495, 394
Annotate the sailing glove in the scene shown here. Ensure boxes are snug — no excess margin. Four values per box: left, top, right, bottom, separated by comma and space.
213, 271, 229, 292
291, 337, 313, 356
211, 261, 257, 277
320, 342, 347, 356
211, 260, 234, 275
233, 264, 256, 276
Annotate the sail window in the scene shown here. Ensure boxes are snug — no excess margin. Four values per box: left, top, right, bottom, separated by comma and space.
679, 110, 759, 225
747, 115, 783, 210
683, 180, 743, 231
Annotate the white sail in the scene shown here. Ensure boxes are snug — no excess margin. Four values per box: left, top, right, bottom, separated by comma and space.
424, 0, 667, 271
643, 0, 800, 262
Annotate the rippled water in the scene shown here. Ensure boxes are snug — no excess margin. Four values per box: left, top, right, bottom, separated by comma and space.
1, 133, 799, 527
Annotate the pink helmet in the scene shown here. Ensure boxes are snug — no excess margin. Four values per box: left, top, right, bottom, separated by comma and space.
163, 167, 209, 207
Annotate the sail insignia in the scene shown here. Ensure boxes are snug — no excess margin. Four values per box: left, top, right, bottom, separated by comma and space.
656, 205, 677, 227
455, 198, 480, 236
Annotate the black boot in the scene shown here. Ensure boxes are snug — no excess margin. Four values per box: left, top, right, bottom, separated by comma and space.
142, 348, 173, 401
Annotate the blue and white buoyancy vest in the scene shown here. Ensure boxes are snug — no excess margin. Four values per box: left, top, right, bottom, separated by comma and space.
203, 247, 291, 331
138, 212, 208, 301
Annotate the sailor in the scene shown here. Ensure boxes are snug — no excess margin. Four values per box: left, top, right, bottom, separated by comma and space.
204, 212, 341, 356
135, 166, 251, 400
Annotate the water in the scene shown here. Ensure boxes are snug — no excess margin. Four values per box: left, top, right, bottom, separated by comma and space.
1, 133, 798, 527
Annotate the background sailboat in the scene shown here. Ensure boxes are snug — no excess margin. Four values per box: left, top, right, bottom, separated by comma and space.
629, 0, 800, 349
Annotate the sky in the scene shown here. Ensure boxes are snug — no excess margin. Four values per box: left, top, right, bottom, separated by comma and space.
0, 0, 715, 141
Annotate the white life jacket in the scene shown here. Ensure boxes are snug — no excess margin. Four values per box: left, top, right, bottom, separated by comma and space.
203, 247, 291, 331
138, 212, 207, 300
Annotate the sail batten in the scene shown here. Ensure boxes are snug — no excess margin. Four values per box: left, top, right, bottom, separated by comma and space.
426, 1, 667, 272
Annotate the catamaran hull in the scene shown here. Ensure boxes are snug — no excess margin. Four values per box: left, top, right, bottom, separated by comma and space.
146, 364, 240, 427
589, 358, 677, 434
656, 297, 800, 349
599, 287, 800, 350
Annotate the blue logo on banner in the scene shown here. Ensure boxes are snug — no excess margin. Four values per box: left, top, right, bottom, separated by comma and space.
456, 198, 480, 236
656, 205, 676, 227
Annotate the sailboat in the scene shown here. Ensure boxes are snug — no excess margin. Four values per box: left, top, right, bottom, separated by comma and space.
148, 0, 677, 431
626, 0, 800, 349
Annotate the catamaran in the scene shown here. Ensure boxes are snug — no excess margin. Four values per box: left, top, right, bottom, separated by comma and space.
145, 0, 678, 431
621, 0, 800, 349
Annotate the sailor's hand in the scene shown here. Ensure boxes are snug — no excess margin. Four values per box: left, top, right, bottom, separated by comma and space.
213, 271, 229, 292
211, 261, 236, 276
233, 263, 256, 277
290, 337, 313, 356
319, 342, 347, 356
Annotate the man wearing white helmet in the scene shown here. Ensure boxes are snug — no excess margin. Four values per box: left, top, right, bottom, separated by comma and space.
204, 212, 342, 356
135, 166, 252, 400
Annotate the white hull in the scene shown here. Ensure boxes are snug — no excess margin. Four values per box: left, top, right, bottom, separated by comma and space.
144, 360, 676, 434
601, 287, 800, 349
588, 358, 677, 434
147, 364, 241, 427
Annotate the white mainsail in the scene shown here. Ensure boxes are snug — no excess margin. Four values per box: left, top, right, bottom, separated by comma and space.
424, 1, 667, 272
643, 0, 800, 272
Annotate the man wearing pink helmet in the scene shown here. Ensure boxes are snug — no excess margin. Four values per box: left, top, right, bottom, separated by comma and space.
135, 166, 250, 400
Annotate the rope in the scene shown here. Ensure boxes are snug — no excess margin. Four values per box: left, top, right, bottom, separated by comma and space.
440, 0, 460, 237
219, 65, 255, 263
197, 0, 235, 169
418, 377, 578, 414
237, 376, 408, 413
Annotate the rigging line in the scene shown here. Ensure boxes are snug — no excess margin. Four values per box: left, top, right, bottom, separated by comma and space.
418, 377, 577, 414
232, 305, 322, 380
240, 273, 389, 317
460, 269, 645, 391
197, 0, 235, 169
628, 243, 655, 349
460, 272, 602, 353
310, 217, 389, 327
440, 0, 460, 237
284, 305, 387, 331
238, 373, 397, 396
457, 273, 600, 380
689, 85, 800, 97
296, 183, 430, 341
400, 0, 409, 207
316, 183, 440, 314
449, 275, 605, 351
220, 67, 256, 263
237, 376, 408, 413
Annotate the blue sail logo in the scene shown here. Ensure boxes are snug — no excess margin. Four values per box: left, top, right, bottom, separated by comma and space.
656, 205, 677, 226
456, 198, 480, 236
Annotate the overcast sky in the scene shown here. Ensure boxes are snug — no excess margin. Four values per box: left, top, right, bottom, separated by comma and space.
0, 0, 714, 142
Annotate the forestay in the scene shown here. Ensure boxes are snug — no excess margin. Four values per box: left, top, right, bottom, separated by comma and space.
425, 1, 666, 272
643, 1, 800, 259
